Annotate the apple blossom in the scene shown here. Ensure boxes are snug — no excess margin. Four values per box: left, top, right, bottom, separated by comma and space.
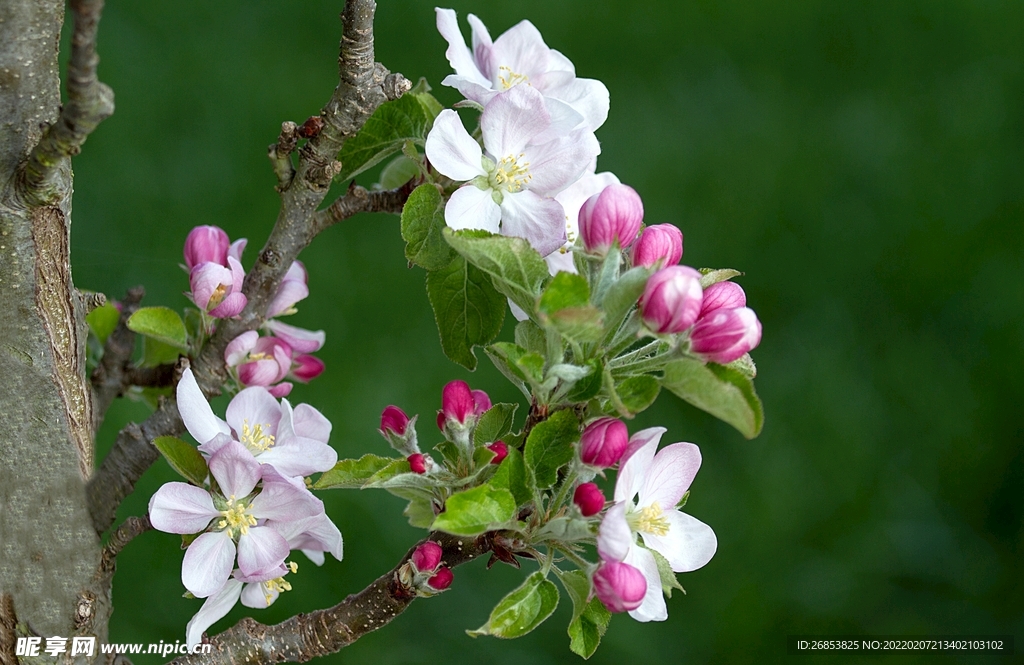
578, 184, 644, 254
689, 306, 762, 364
639, 265, 704, 334
266, 261, 309, 319
189, 256, 247, 318
592, 561, 647, 613
632, 224, 683, 269
264, 318, 326, 354
183, 225, 230, 270
411, 542, 443, 573
224, 332, 293, 394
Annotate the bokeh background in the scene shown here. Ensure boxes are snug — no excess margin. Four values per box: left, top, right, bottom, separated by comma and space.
70, 1, 1022, 663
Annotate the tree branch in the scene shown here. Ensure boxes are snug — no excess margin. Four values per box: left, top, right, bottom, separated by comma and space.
15, 0, 114, 208
98, 516, 152, 582
311, 182, 412, 233
167, 532, 494, 665
90, 286, 144, 431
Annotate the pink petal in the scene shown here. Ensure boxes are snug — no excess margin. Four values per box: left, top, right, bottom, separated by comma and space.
148, 482, 219, 534
446, 185, 501, 233
236, 526, 289, 579
268, 512, 343, 563
292, 403, 332, 443
225, 330, 259, 366
623, 545, 668, 622
522, 127, 601, 196
208, 291, 247, 319
267, 382, 293, 398
197, 432, 233, 458
225, 387, 282, 440
499, 190, 567, 257
426, 110, 485, 182
266, 279, 309, 319
249, 465, 322, 522
639, 442, 702, 510
480, 85, 551, 158
264, 319, 325, 353
182, 531, 236, 598
186, 579, 243, 649
435, 8, 490, 87
614, 427, 665, 505
640, 510, 717, 573
189, 262, 232, 311
228, 238, 248, 263
208, 439, 261, 499
258, 431, 337, 478
238, 358, 283, 387
176, 368, 230, 445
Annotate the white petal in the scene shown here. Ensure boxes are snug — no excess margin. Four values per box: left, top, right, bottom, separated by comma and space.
182, 531, 236, 598
435, 8, 490, 87
148, 483, 219, 534
614, 427, 666, 504
292, 403, 332, 443
555, 171, 620, 234
208, 439, 261, 499
547, 77, 611, 132
225, 330, 259, 366
522, 128, 601, 196
597, 502, 632, 563
176, 368, 230, 445
236, 526, 289, 578
466, 13, 494, 78
528, 96, 585, 145
249, 466, 322, 522
490, 20, 557, 82
440, 75, 496, 107
240, 581, 278, 609
258, 435, 337, 478
445, 185, 501, 233
480, 85, 550, 159
639, 442, 702, 510
425, 110, 485, 182
225, 387, 282, 439
624, 546, 668, 622
508, 298, 529, 321
641, 510, 718, 573
186, 579, 243, 648
301, 550, 326, 566
498, 191, 566, 257
544, 247, 577, 276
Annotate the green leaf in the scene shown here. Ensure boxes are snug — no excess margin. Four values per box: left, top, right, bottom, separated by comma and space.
616, 374, 661, 415
389, 487, 437, 528
153, 436, 208, 485
650, 547, 685, 598
538, 272, 590, 314
432, 484, 517, 536
140, 337, 181, 368
488, 446, 531, 508
661, 358, 764, 438
426, 254, 506, 370
534, 516, 594, 542
568, 598, 612, 659
524, 409, 579, 490
362, 458, 439, 490
514, 319, 547, 356
412, 91, 443, 121
555, 569, 592, 624
86, 302, 120, 345
538, 273, 604, 341
127, 306, 187, 350
336, 94, 433, 183
601, 266, 652, 333
486, 342, 544, 397
434, 440, 462, 467
698, 268, 742, 288
443, 228, 549, 315
565, 359, 604, 402
401, 183, 455, 270
378, 152, 420, 190
467, 572, 559, 639
473, 402, 518, 447
313, 454, 394, 489
546, 305, 605, 343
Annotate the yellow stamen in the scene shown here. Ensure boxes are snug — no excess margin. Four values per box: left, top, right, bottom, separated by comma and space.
492, 153, 532, 193
208, 284, 228, 309
218, 496, 257, 538
498, 65, 529, 90
629, 502, 671, 537
240, 419, 275, 453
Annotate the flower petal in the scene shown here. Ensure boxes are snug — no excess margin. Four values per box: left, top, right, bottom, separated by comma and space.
176, 368, 230, 445
208, 291, 247, 319
148, 482, 219, 534
425, 110, 485, 182
614, 427, 665, 504
641, 510, 718, 573
225, 387, 282, 440
597, 501, 632, 563
208, 439, 261, 499
197, 432, 233, 458
236, 526, 290, 578
547, 77, 610, 132
228, 238, 247, 263
240, 581, 279, 609
186, 579, 243, 648
182, 531, 236, 598
268, 512, 343, 563
623, 545, 668, 622
264, 319, 325, 353
258, 434, 337, 478
639, 442, 702, 510
498, 190, 567, 257
266, 279, 309, 319
480, 85, 550, 158
435, 8, 489, 86
225, 330, 259, 366
249, 465, 323, 522
292, 403, 332, 442
521, 128, 601, 196
445, 185, 501, 233
490, 19, 557, 82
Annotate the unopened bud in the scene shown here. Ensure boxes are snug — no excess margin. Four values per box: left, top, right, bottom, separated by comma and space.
579, 184, 644, 253
184, 225, 230, 270
639, 265, 703, 334
381, 406, 410, 437
573, 482, 605, 517
408, 453, 427, 474
689, 307, 762, 364
593, 561, 647, 613
427, 567, 453, 591
411, 541, 443, 573
487, 441, 508, 464
290, 354, 324, 383
441, 380, 475, 425
698, 281, 746, 318
631, 224, 683, 268
580, 417, 629, 468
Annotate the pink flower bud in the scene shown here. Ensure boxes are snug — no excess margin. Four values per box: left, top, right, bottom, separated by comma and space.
235, 336, 291, 387
411, 541, 443, 572
264, 319, 325, 354
593, 561, 647, 613
699, 281, 746, 319
427, 567, 453, 591
573, 482, 605, 517
408, 453, 427, 474
184, 225, 230, 270
631, 224, 683, 268
441, 380, 475, 425
472, 389, 492, 416
267, 261, 309, 319
189, 256, 247, 318
639, 265, 703, 334
579, 184, 644, 253
380, 406, 410, 437
690, 307, 762, 364
487, 441, 508, 465
290, 354, 324, 383
268, 382, 293, 398
580, 417, 629, 468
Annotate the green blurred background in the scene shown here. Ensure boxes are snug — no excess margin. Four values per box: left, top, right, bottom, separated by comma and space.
70, 1, 1022, 663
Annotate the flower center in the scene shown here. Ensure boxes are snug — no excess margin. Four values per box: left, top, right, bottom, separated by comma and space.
240, 419, 275, 453
490, 154, 532, 193
248, 352, 272, 361
208, 284, 228, 309
628, 502, 671, 537
497, 65, 529, 90
216, 496, 256, 538
260, 561, 298, 605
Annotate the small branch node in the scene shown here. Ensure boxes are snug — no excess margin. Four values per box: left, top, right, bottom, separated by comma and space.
382, 72, 411, 101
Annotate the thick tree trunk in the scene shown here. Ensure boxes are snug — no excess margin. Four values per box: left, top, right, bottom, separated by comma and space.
0, 0, 108, 650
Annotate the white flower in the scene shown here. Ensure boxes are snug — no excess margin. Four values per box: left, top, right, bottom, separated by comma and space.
597, 427, 718, 621
436, 8, 609, 133
425, 84, 599, 257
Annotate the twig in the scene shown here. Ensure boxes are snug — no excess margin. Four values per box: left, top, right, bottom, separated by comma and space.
166, 531, 493, 665
99, 516, 152, 577
15, 0, 114, 208
311, 182, 412, 233
268, 121, 299, 192
0, 594, 17, 665
91, 287, 144, 431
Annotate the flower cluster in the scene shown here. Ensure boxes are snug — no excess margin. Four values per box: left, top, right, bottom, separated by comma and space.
150, 369, 341, 647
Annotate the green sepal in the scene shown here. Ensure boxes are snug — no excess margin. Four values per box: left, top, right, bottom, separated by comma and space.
127, 306, 188, 350
426, 254, 506, 370
401, 183, 455, 271
661, 358, 764, 438
467, 571, 559, 639
698, 268, 742, 288
153, 436, 208, 486
313, 454, 394, 489
523, 409, 579, 490
431, 484, 517, 536
650, 547, 685, 598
